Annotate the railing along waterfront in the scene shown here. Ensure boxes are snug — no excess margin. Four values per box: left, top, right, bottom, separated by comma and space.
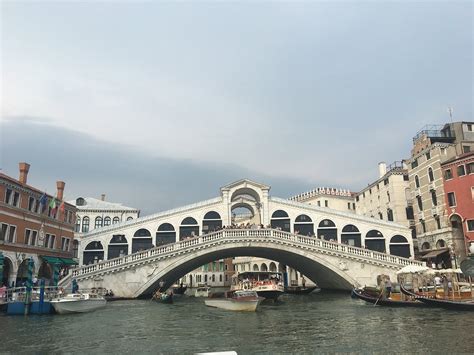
70, 229, 422, 279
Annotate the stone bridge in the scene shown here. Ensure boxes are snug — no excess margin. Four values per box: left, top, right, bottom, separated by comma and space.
61, 229, 423, 298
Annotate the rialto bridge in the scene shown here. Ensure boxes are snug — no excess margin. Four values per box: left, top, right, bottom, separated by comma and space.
65, 180, 422, 297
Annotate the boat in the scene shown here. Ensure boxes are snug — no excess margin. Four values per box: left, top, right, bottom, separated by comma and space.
352, 288, 426, 307
152, 290, 173, 304
172, 283, 187, 295
285, 285, 321, 295
204, 290, 264, 312
50, 293, 107, 314
231, 271, 284, 301
194, 284, 211, 297
400, 284, 474, 311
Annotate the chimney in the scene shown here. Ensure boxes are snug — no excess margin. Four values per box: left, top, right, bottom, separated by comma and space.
101, 194, 106, 201
56, 181, 65, 201
19, 162, 30, 184
378, 162, 387, 178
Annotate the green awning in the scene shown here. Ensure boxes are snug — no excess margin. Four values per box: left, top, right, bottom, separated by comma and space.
59, 258, 78, 266
41, 256, 63, 265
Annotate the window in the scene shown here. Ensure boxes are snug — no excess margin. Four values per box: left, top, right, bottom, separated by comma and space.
5, 188, 12, 204
411, 159, 418, 169
356, 196, 359, 202
46, 234, 56, 249
403, 174, 409, 181
457, 165, 466, 176
317, 201, 321, 206
428, 167, 434, 182
445, 169, 453, 180
468, 124, 473, 132
127, 217, 133, 221
463, 146, 471, 154
61, 237, 70, 251
417, 196, 423, 211
347, 202, 351, 210
436, 217, 441, 230
467, 163, 474, 174
95, 217, 103, 229
467, 220, 474, 232
421, 220, 426, 234
0, 224, 16, 243
387, 192, 391, 202
7, 225, 16, 243
25, 229, 38, 246
369, 189, 372, 195
431, 190, 438, 206
384, 178, 389, 186
28, 197, 35, 212
324, 200, 328, 207
447, 192, 456, 207
352, 203, 355, 210
426, 152, 431, 160
406, 206, 414, 220
104, 217, 111, 226
387, 209, 394, 221
82, 217, 90, 233
415, 175, 420, 188
113, 217, 120, 224
75, 217, 81, 232
0, 223, 7, 241
378, 212, 383, 220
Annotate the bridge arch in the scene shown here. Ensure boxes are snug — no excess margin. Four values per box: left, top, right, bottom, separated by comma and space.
83, 241, 104, 265
365, 230, 386, 253
156, 223, 176, 246
271, 210, 290, 232
180, 217, 199, 240
317, 219, 338, 242
108, 235, 128, 259
294, 214, 314, 236
341, 224, 361, 247
202, 211, 222, 233
132, 229, 153, 253
389, 235, 410, 258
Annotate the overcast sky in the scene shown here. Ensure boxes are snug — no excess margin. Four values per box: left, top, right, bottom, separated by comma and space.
1, 1, 472, 215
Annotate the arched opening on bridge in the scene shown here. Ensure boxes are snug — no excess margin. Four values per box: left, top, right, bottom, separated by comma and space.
104, 216, 111, 227
132, 229, 153, 253
231, 205, 255, 225
317, 219, 337, 241
253, 264, 259, 271
231, 187, 262, 225
261, 263, 268, 271
421, 242, 431, 250
271, 210, 290, 232
37, 262, 53, 284
83, 241, 104, 265
294, 214, 314, 236
389, 235, 410, 258
2, 256, 13, 287
365, 230, 386, 253
156, 223, 176, 246
108, 235, 128, 259
16, 259, 34, 286
341, 224, 361, 247
180, 217, 199, 240
269, 262, 277, 272
202, 211, 222, 234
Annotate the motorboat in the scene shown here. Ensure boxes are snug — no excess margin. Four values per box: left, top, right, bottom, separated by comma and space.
231, 272, 284, 301
205, 290, 264, 312
50, 293, 107, 314
195, 285, 211, 297
285, 285, 321, 295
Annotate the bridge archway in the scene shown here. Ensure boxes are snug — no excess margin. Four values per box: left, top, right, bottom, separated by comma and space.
318, 219, 337, 241
365, 230, 386, 253
132, 229, 153, 253
389, 235, 410, 258
108, 235, 128, 259
271, 210, 290, 232
83, 241, 104, 265
341, 224, 361, 247
202, 211, 222, 233
180, 217, 199, 240
294, 214, 314, 236
156, 223, 176, 245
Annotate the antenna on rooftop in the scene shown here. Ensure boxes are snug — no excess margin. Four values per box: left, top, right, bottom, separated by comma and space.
447, 107, 454, 123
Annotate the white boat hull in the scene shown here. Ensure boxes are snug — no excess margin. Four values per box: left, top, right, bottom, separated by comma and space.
51, 298, 107, 314
204, 298, 261, 312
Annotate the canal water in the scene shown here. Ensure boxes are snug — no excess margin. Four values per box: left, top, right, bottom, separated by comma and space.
1, 291, 473, 354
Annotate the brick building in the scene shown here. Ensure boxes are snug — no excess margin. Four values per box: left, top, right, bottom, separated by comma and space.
0, 163, 77, 287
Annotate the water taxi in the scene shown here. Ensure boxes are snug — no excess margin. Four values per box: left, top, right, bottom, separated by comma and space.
50, 293, 107, 314
231, 271, 284, 301
205, 290, 264, 312
195, 284, 211, 297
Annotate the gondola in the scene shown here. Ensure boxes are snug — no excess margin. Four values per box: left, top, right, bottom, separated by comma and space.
284, 286, 321, 295
400, 284, 474, 311
152, 291, 173, 304
351, 288, 426, 307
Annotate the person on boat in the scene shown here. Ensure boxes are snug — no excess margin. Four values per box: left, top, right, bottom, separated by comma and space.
442, 275, 449, 299
302, 276, 306, 289
384, 279, 392, 299
434, 275, 442, 289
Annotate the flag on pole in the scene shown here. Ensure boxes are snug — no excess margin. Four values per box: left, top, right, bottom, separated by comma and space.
59, 201, 65, 216
49, 198, 57, 218
39, 193, 48, 212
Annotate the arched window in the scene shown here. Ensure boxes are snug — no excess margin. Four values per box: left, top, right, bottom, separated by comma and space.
132, 229, 153, 253
82, 217, 90, 233
202, 211, 222, 234
156, 223, 176, 246
95, 217, 103, 229
421, 242, 431, 250
294, 214, 314, 236
365, 230, 386, 253
387, 209, 394, 221
389, 235, 410, 258
75, 217, 81, 233
261, 263, 268, 272
317, 219, 337, 242
415, 175, 420, 188
112, 217, 120, 224
83, 241, 104, 265
180, 217, 199, 240
127, 217, 133, 221
269, 262, 277, 272
436, 239, 446, 248
253, 264, 259, 271
270, 210, 290, 232
103, 217, 111, 226
428, 167, 434, 182
72, 240, 79, 258
108, 235, 128, 259
341, 224, 361, 247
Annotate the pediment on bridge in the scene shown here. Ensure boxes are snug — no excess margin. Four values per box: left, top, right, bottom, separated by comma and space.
221, 179, 270, 193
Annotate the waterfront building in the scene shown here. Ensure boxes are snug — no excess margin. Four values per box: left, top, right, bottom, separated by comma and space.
289, 187, 355, 214
440, 151, 474, 255
406, 122, 474, 267
0, 163, 77, 287
181, 258, 234, 288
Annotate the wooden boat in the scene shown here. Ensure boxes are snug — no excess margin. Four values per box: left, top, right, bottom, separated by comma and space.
351, 288, 426, 307
400, 284, 474, 311
204, 290, 264, 312
284, 285, 321, 295
152, 291, 173, 304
